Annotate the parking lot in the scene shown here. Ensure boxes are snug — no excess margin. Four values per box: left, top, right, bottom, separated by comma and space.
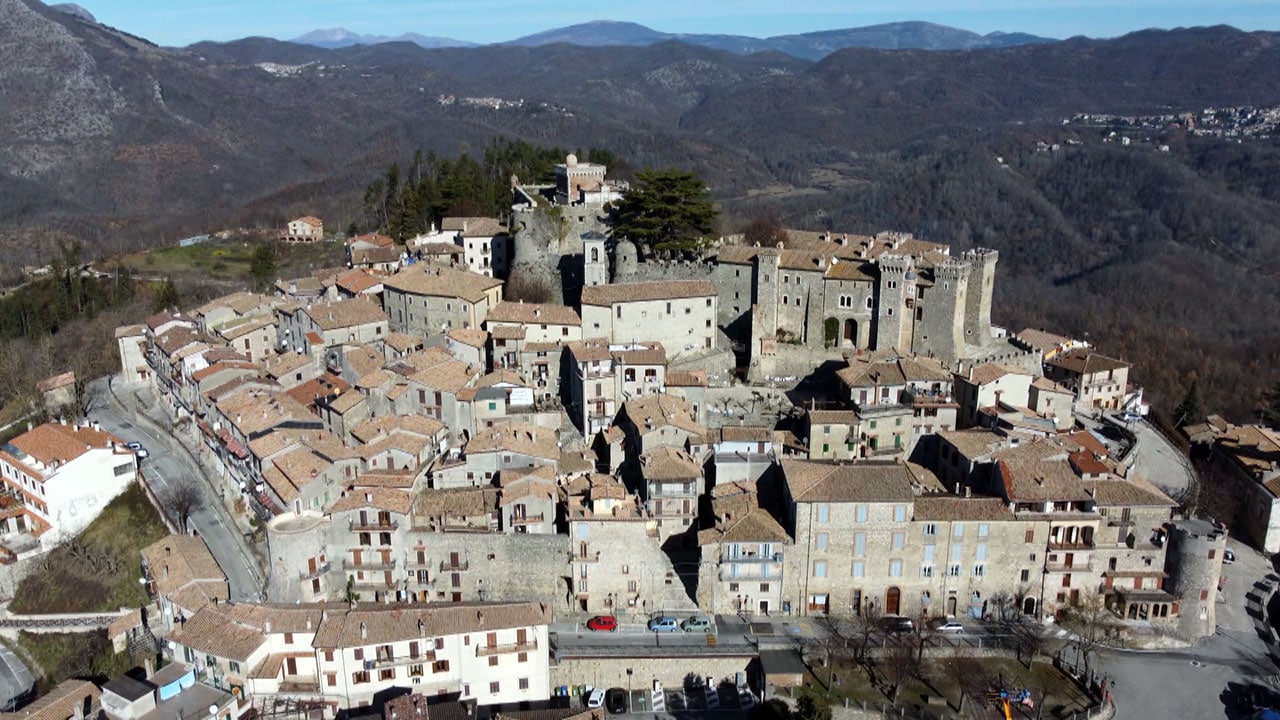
624, 681, 755, 716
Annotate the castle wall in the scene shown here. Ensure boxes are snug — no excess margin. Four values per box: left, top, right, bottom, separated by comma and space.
916, 261, 970, 365
962, 249, 999, 346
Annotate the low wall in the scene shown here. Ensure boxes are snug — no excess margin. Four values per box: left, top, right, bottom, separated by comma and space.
551, 653, 755, 690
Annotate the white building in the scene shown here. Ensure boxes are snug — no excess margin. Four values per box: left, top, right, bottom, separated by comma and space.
442, 218, 509, 278
579, 281, 717, 359
0, 420, 138, 545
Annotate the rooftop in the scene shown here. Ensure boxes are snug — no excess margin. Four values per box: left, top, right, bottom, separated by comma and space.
580, 280, 716, 306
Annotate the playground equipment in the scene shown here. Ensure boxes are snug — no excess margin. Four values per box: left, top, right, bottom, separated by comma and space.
986, 687, 1034, 719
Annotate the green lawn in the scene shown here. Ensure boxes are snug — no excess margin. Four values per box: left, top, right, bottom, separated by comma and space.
10, 483, 169, 614
117, 236, 347, 283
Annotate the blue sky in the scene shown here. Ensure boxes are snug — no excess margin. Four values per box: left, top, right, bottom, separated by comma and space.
83, 0, 1280, 47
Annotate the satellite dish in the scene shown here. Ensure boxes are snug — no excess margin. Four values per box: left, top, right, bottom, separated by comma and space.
209, 705, 219, 716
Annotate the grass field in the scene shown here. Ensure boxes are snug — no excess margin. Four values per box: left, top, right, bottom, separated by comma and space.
116, 235, 348, 284
10, 483, 169, 614
14, 631, 133, 690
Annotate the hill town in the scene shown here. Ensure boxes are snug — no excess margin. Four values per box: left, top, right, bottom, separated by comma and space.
0, 154, 1276, 720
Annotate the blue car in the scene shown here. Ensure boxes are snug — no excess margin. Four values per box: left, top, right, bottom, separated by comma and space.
647, 616, 679, 632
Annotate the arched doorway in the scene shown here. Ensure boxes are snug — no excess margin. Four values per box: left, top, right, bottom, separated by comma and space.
946, 595, 958, 617
843, 319, 857, 346
1023, 597, 1037, 616
921, 591, 931, 617
885, 587, 901, 616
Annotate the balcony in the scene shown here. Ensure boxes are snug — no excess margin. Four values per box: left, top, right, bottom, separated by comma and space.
509, 513, 545, 526
1048, 539, 1095, 551
440, 559, 469, 572
363, 651, 437, 669
350, 578, 397, 590
571, 550, 600, 563
344, 558, 397, 571
406, 557, 432, 570
722, 553, 783, 564
277, 678, 322, 696
475, 638, 538, 657
350, 519, 399, 532
299, 562, 330, 580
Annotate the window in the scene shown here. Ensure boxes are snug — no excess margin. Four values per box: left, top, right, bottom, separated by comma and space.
519, 678, 530, 690
353, 649, 364, 661
923, 523, 937, 537
353, 671, 370, 684
976, 544, 988, 562
978, 523, 990, 538
973, 565, 986, 577
855, 505, 867, 523
953, 523, 965, 538
229, 661, 241, 674
432, 660, 450, 673
921, 565, 934, 578
379, 668, 395, 681
891, 532, 905, 550
816, 533, 828, 551
518, 651, 528, 663
894, 505, 907, 523
1020, 569, 1031, 583
853, 532, 866, 557
816, 505, 830, 524
729, 582, 740, 592
326, 674, 336, 687
889, 560, 903, 578
409, 664, 424, 677
1025, 527, 1036, 544
490, 681, 501, 694
948, 564, 962, 577
852, 561, 864, 578
489, 656, 498, 667
814, 561, 828, 578
760, 583, 770, 592
1207, 549, 1216, 559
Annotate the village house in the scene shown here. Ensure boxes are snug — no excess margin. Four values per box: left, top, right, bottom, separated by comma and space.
115, 325, 151, 385
1196, 422, 1280, 552
836, 350, 958, 457
346, 233, 403, 272
442, 217, 509, 278
696, 481, 791, 615
284, 216, 324, 242
952, 363, 1034, 428
382, 266, 504, 338
275, 298, 389, 353
429, 423, 559, 490
141, 534, 230, 627
579, 281, 718, 359
1043, 348, 1133, 413
498, 465, 558, 535
0, 420, 137, 546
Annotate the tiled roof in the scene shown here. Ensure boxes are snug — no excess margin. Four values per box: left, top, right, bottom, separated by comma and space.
961, 363, 1031, 386
168, 606, 266, 662
114, 324, 146, 339
336, 269, 383, 294
1015, 328, 1073, 351
304, 298, 388, 331
311, 601, 550, 648
913, 496, 1013, 521
9, 422, 126, 469
413, 487, 499, 519
621, 394, 706, 437
611, 341, 666, 366
294, 216, 323, 227
1031, 376, 1073, 394
142, 535, 227, 600
352, 414, 446, 444
808, 409, 859, 425
486, 301, 581, 326
780, 459, 917, 503
216, 314, 273, 340
408, 358, 478, 394
330, 488, 413, 515
35, 372, 75, 393
442, 217, 505, 237
464, 423, 559, 461
580, 280, 716, 306
992, 439, 1092, 502
937, 429, 1004, 460
153, 327, 203, 356
349, 233, 395, 248
1083, 478, 1175, 508
566, 338, 612, 362
384, 331, 423, 352
446, 327, 489, 348
1047, 348, 1130, 376
0, 680, 99, 720
836, 350, 951, 387
640, 446, 702, 480
382, 265, 503, 303
664, 370, 707, 388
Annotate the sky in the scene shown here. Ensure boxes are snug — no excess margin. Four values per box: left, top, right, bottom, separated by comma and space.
81, 0, 1280, 47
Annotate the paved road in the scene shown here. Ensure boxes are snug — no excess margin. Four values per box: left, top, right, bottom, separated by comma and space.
89, 378, 264, 602
1120, 414, 1195, 497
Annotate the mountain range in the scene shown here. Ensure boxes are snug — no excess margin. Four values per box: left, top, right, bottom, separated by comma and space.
2, 0, 1279, 420
286, 19, 1054, 59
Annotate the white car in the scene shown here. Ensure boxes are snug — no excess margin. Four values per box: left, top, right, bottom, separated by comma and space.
1223, 548, 1236, 564
585, 688, 605, 709
936, 621, 965, 633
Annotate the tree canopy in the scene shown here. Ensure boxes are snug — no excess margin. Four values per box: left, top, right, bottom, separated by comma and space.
610, 168, 718, 255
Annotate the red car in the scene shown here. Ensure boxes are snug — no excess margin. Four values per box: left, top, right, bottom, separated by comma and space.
586, 615, 617, 632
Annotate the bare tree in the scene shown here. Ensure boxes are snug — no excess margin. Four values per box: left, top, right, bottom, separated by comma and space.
884, 638, 916, 703
158, 482, 204, 533
939, 652, 993, 713
1008, 618, 1049, 669
1058, 595, 1117, 678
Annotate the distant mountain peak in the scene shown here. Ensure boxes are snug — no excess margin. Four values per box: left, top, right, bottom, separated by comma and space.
290, 27, 475, 49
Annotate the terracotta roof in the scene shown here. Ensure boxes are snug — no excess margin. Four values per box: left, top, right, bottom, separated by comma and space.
382, 265, 503, 303
349, 233, 395, 248
621, 394, 706, 437
142, 535, 227, 601
0, 679, 100, 720
293, 216, 323, 227
311, 601, 550, 648
408, 358, 478, 394
413, 487, 499, 519
1015, 328, 1073, 351
417, 242, 465, 257
1047, 348, 1130, 376
781, 459, 917, 503
336, 269, 383, 294
1083, 477, 1175, 508
35, 372, 75, 393
991, 440, 1092, 502
937, 429, 1004, 459
808, 409, 859, 425
352, 414, 446, 444
836, 350, 951, 387
330, 488, 413, 515
580, 280, 716, 306
1031, 376, 1073, 394
446, 327, 489, 348
153, 327, 203, 356
486, 302, 581, 327
350, 469, 417, 489
611, 341, 666, 366
490, 325, 526, 340
558, 449, 596, 476
114, 324, 146, 339
283, 374, 352, 407
168, 605, 266, 662
464, 423, 559, 461
304, 298, 388, 331
640, 446, 703, 480
961, 363, 1031, 386
566, 338, 613, 362
350, 244, 402, 266
9, 421, 127, 469
913, 496, 1013, 521
442, 217, 505, 237
664, 370, 707, 388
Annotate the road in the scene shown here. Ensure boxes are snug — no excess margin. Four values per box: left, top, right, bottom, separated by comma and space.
89, 377, 264, 602
1120, 414, 1196, 497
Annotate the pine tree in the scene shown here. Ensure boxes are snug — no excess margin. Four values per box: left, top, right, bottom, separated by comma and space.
610, 168, 718, 256
1174, 380, 1200, 427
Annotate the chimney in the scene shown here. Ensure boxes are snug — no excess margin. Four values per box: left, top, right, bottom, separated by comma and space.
360, 622, 367, 640
306, 616, 313, 631
265, 619, 272, 633
144, 657, 155, 679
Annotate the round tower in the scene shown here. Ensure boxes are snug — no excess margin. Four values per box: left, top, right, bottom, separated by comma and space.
614, 238, 639, 281
265, 511, 332, 603
1164, 519, 1227, 641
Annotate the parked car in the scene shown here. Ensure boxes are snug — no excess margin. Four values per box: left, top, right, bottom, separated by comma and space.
132, 445, 149, 459
647, 616, 679, 633
125, 441, 142, 451
882, 616, 915, 634
605, 688, 628, 714
681, 616, 712, 633
586, 615, 617, 632
936, 621, 965, 633
1224, 548, 1236, 564
585, 688, 604, 709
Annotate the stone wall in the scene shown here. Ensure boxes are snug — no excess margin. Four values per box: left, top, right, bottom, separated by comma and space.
550, 653, 755, 690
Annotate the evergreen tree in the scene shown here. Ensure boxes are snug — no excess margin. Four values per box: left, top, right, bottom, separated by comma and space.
249, 243, 277, 292
151, 278, 181, 313
1262, 382, 1280, 430
1174, 380, 1200, 426
610, 168, 718, 255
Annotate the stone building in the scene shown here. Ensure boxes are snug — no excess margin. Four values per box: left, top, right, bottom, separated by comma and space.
382, 266, 504, 337
579, 281, 717, 359
696, 482, 790, 615
1163, 518, 1228, 641
1043, 348, 1133, 413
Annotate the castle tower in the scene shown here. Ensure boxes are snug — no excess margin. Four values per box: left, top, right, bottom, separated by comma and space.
614, 238, 639, 282
753, 245, 783, 342
582, 231, 609, 287
1164, 519, 1227, 641
918, 260, 970, 365
961, 248, 998, 346
873, 254, 911, 351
